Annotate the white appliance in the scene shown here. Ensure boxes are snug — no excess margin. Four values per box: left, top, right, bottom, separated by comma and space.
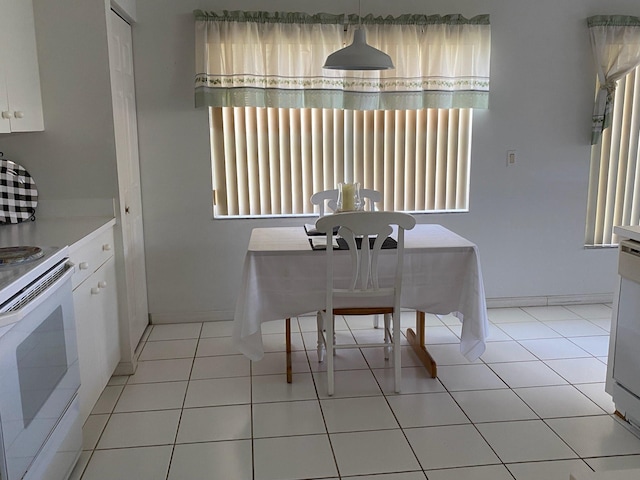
0, 246, 81, 480
607, 239, 640, 430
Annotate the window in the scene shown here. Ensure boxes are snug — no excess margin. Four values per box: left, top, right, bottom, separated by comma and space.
210, 106, 472, 217
585, 66, 640, 246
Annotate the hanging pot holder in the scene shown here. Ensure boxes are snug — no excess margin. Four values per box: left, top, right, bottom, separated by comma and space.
0, 152, 38, 224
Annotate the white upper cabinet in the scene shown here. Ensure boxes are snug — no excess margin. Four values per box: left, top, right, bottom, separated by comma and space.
0, 0, 44, 133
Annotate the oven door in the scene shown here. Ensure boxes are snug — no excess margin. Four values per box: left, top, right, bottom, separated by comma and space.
0, 263, 80, 480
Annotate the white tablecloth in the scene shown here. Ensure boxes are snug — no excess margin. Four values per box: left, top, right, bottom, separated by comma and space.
233, 224, 488, 362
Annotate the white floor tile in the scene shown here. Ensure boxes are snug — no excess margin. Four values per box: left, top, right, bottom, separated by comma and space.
568, 335, 611, 357
480, 340, 538, 363
476, 420, 578, 462
176, 405, 251, 443
488, 360, 568, 388
372, 366, 447, 395
423, 343, 477, 365
487, 307, 537, 324
190, 354, 251, 379
585, 455, 640, 471
128, 358, 193, 384
196, 336, 243, 357
260, 318, 300, 334
546, 416, 640, 457
169, 440, 252, 480
506, 459, 594, 480
485, 323, 514, 341
138, 338, 198, 361
315, 369, 384, 398
82, 414, 109, 450
107, 375, 128, 386
252, 400, 326, 437
322, 395, 399, 432
252, 372, 318, 403
253, 435, 338, 480
90, 385, 123, 414
514, 385, 606, 418
184, 377, 251, 407
114, 381, 187, 412
436, 364, 508, 391
451, 389, 537, 423
387, 392, 469, 428
82, 446, 172, 480
574, 383, 615, 413
200, 320, 234, 338
496, 321, 563, 340
522, 306, 582, 321
360, 345, 423, 369
589, 318, 612, 332
405, 424, 500, 469
147, 322, 202, 341
518, 337, 591, 360
565, 304, 612, 319
68, 450, 91, 480
424, 326, 461, 344
544, 357, 608, 384
261, 331, 305, 353
544, 319, 608, 337
425, 464, 514, 480
97, 409, 181, 448
254, 350, 312, 375
331, 429, 421, 476
307, 347, 369, 371
343, 473, 427, 480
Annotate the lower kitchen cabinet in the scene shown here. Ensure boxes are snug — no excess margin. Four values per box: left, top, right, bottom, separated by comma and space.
72, 226, 120, 422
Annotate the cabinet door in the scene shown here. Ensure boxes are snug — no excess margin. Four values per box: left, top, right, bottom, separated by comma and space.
74, 256, 120, 422
0, 0, 44, 132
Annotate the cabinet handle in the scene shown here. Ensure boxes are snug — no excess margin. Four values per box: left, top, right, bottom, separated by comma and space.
79, 262, 89, 270
13, 111, 24, 119
91, 287, 100, 295
1, 111, 13, 119
102, 244, 112, 251
98, 281, 107, 288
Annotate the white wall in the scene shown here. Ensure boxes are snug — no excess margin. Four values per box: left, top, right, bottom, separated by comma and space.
1, 0, 637, 323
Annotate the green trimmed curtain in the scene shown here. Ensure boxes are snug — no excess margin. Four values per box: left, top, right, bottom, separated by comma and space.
194, 10, 491, 111
588, 15, 640, 145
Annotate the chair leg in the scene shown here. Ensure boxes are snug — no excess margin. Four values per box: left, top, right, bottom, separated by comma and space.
393, 311, 402, 393
316, 311, 326, 362
383, 313, 391, 360
373, 314, 379, 329
327, 313, 335, 396
286, 318, 292, 383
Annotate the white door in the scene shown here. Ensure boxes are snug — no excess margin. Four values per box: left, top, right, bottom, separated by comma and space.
107, 9, 149, 357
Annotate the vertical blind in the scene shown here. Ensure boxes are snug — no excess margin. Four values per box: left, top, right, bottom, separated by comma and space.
211, 107, 472, 217
585, 65, 640, 245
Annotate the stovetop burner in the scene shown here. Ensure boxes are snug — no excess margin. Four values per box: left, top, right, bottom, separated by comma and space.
0, 246, 44, 265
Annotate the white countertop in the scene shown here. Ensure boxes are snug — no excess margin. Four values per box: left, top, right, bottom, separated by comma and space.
0, 217, 116, 251
614, 225, 640, 243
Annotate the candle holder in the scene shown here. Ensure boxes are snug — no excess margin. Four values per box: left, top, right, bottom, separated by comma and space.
336, 182, 363, 212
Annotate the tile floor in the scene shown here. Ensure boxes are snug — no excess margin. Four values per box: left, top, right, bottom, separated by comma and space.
70, 304, 640, 480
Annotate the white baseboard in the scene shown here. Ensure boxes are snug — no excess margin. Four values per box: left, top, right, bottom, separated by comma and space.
486, 293, 613, 309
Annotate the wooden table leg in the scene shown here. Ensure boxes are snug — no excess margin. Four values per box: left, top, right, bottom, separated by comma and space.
406, 311, 437, 378
286, 318, 292, 383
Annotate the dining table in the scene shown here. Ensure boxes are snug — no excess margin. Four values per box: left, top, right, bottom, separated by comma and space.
232, 223, 489, 377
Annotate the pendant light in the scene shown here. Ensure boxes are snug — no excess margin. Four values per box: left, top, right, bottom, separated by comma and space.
323, 1, 394, 71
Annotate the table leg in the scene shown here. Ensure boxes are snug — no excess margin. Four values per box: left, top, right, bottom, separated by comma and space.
286, 318, 292, 383
406, 311, 437, 378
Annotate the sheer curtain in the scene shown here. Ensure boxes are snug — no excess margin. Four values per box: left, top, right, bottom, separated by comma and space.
588, 15, 640, 145
194, 11, 491, 110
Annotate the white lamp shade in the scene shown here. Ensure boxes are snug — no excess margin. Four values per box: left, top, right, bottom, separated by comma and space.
323, 28, 394, 70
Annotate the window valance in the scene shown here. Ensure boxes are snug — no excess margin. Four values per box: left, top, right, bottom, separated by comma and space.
194, 10, 491, 110
588, 15, 640, 144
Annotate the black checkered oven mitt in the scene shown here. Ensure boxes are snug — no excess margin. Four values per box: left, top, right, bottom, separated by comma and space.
0, 153, 38, 224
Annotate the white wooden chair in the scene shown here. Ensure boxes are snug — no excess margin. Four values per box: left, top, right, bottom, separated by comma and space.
310, 188, 384, 327
315, 210, 416, 395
